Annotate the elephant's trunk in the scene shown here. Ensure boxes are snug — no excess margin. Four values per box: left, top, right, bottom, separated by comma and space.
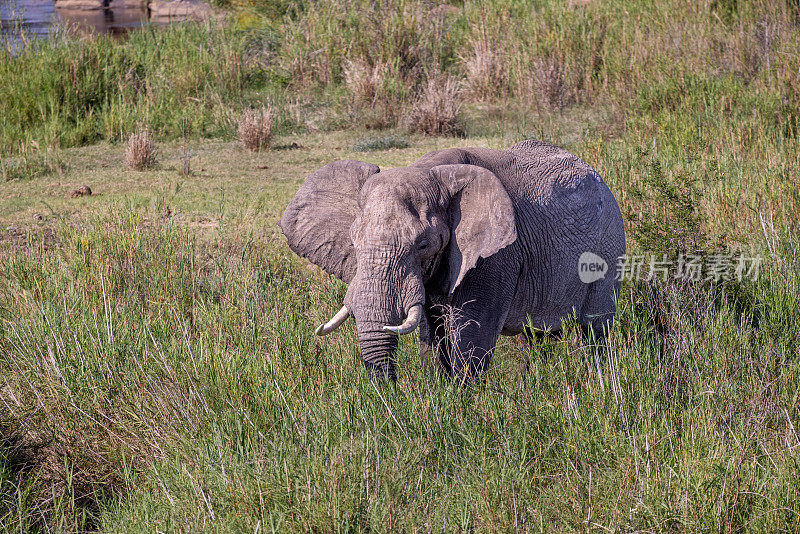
345, 266, 425, 381
354, 319, 399, 380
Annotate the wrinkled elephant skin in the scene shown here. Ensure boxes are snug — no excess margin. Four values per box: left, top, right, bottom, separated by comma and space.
279, 140, 626, 381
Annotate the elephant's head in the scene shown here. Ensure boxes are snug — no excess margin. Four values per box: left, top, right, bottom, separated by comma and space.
279, 155, 517, 379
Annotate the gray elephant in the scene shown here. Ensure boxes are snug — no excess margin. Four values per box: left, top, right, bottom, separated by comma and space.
279, 140, 625, 380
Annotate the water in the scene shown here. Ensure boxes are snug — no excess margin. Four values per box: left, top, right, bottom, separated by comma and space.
1, 0, 151, 51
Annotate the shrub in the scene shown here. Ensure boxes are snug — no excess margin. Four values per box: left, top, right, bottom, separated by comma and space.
238, 105, 274, 151
532, 56, 573, 111
124, 127, 158, 171
622, 145, 709, 256
405, 74, 463, 136
460, 36, 507, 101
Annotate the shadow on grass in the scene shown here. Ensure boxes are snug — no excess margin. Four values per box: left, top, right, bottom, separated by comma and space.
0, 408, 118, 532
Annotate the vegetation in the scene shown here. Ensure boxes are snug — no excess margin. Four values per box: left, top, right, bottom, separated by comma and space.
238, 105, 275, 151
1, 169, 799, 531
353, 134, 410, 152
124, 127, 159, 171
1, 0, 800, 531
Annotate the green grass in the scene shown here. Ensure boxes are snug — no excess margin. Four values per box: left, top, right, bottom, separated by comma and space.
0, 21, 282, 154
1, 196, 799, 531
1, 127, 799, 530
1, 0, 800, 531
353, 134, 410, 152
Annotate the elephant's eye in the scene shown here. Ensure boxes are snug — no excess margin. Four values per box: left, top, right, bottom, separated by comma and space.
417, 238, 429, 250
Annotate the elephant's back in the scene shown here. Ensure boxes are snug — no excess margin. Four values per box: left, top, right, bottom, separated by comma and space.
502, 140, 617, 245
506, 139, 605, 206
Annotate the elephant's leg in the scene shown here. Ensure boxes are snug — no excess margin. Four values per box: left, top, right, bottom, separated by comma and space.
419, 306, 451, 376
447, 259, 518, 380
579, 278, 619, 341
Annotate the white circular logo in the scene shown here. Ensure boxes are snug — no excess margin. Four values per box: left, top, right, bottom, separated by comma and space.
578, 252, 608, 284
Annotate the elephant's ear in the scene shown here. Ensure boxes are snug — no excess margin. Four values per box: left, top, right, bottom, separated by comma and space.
279, 160, 379, 283
430, 164, 517, 294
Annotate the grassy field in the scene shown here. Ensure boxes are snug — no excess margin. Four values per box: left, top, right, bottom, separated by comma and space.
2, 0, 800, 531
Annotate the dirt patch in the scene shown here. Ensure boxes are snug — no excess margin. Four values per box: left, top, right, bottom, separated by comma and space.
190, 217, 220, 229
0, 224, 59, 256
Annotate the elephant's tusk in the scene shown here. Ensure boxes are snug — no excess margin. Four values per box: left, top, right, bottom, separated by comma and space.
382, 304, 422, 335
315, 305, 350, 336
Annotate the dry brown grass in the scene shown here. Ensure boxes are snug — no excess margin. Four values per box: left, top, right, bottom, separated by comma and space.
343, 59, 416, 130
405, 74, 463, 136
343, 59, 385, 105
238, 105, 274, 151
532, 56, 574, 111
343, 59, 399, 129
459, 14, 509, 102
124, 127, 158, 171
711, 15, 786, 79
460, 37, 507, 101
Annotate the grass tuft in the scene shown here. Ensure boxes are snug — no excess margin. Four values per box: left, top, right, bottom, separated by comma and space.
460, 33, 507, 101
237, 105, 274, 151
405, 74, 463, 136
532, 56, 574, 111
124, 127, 159, 171
343, 59, 384, 106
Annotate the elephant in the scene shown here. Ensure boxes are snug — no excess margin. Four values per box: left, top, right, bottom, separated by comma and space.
278, 139, 626, 381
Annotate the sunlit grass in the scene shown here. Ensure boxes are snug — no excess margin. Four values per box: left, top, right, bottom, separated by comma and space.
2, 0, 800, 530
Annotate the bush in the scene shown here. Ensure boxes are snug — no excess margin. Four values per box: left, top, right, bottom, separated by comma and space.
405, 74, 463, 136
124, 127, 158, 171
238, 105, 274, 151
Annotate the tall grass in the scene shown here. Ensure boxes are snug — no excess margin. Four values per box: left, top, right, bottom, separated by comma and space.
0, 22, 273, 154
1, 208, 799, 531
2, 0, 800, 530
3, 0, 798, 152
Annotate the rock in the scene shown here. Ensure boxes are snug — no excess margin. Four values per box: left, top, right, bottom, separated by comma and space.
148, 0, 210, 22
110, 0, 147, 7
69, 185, 92, 198
54, 0, 105, 10
33, 213, 43, 221
55, 5, 147, 36
54, 0, 146, 8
